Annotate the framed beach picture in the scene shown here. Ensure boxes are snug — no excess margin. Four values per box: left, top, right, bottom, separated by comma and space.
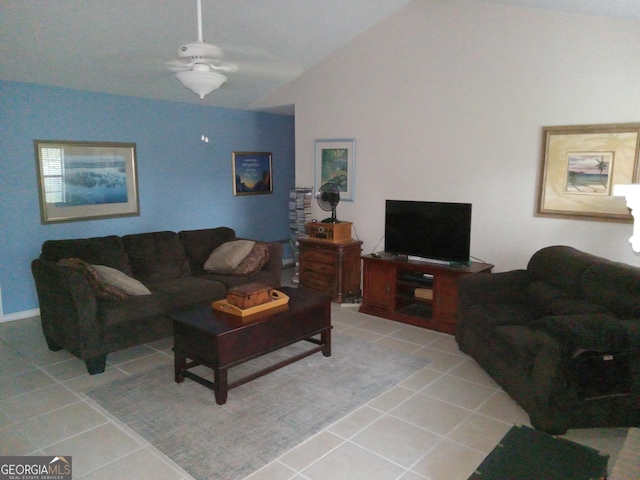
537, 123, 640, 222
232, 152, 273, 195
34, 140, 139, 223
315, 139, 355, 201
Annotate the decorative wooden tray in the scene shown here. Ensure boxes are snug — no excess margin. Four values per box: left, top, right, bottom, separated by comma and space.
212, 290, 289, 317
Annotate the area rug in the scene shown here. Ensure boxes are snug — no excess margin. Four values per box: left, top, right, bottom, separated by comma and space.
86, 334, 431, 480
468, 425, 609, 480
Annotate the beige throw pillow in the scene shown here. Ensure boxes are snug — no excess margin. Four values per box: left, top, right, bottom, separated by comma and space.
204, 240, 256, 272
92, 265, 151, 296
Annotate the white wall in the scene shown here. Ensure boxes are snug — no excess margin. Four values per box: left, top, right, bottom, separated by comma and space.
259, 0, 640, 271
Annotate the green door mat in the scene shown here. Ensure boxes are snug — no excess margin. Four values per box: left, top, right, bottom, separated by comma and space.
468, 425, 609, 480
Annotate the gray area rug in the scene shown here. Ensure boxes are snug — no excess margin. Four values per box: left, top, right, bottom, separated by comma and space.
86, 334, 431, 480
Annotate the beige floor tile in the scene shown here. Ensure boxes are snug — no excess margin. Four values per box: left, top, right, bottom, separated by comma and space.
19, 401, 108, 449
399, 368, 442, 391
447, 359, 501, 388
0, 425, 38, 455
0, 384, 79, 423
115, 352, 172, 375
412, 347, 466, 373
477, 390, 531, 426
244, 461, 296, 480
447, 413, 513, 454
421, 375, 496, 410
426, 334, 465, 354
367, 386, 415, 412
328, 406, 383, 439
43, 356, 93, 381
411, 439, 485, 480
279, 430, 344, 471
356, 317, 404, 336
0, 368, 56, 400
105, 344, 157, 365
373, 336, 421, 354
338, 326, 384, 343
64, 367, 131, 394
79, 447, 187, 480
302, 442, 405, 480
399, 471, 429, 480
391, 325, 441, 346
41, 423, 145, 477
351, 415, 441, 467
330, 310, 367, 327
0, 342, 36, 377
391, 393, 471, 436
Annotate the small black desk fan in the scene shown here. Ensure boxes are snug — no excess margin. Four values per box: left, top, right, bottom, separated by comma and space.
316, 183, 341, 223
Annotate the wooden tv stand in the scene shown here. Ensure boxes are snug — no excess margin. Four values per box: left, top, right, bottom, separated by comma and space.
360, 255, 493, 334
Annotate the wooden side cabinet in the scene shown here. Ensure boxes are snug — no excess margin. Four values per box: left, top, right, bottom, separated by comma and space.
299, 238, 363, 303
360, 255, 493, 333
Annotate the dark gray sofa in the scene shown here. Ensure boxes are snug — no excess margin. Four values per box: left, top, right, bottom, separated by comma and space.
31, 227, 283, 374
456, 245, 640, 434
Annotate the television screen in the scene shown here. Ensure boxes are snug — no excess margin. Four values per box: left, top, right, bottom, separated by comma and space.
385, 200, 472, 264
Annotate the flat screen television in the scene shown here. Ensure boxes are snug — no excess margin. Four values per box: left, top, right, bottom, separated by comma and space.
384, 200, 472, 264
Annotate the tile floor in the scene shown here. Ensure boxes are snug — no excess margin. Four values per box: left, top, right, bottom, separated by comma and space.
0, 296, 629, 480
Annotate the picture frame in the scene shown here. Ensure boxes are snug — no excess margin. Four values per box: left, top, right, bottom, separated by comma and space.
34, 140, 139, 224
315, 139, 355, 201
537, 123, 640, 222
232, 152, 273, 195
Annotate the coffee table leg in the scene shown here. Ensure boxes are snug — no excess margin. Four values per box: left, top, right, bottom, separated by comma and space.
322, 329, 332, 357
174, 351, 186, 383
213, 367, 228, 405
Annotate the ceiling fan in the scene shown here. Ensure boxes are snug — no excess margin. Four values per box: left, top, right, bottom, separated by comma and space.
166, 0, 238, 99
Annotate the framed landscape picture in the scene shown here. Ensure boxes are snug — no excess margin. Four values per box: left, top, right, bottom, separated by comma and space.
315, 139, 355, 201
34, 140, 139, 223
232, 152, 273, 195
537, 123, 640, 222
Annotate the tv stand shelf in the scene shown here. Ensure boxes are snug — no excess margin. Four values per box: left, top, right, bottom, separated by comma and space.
359, 255, 493, 333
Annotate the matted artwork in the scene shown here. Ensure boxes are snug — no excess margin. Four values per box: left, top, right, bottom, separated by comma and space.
315, 139, 355, 201
34, 140, 139, 223
232, 152, 273, 195
537, 123, 640, 222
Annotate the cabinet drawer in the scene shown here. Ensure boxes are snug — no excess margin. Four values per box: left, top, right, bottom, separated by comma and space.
301, 271, 335, 291
302, 249, 335, 264
302, 262, 336, 275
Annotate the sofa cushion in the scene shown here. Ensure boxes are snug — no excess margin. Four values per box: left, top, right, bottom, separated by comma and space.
582, 260, 640, 319
148, 277, 226, 310
92, 265, 151, 296
204, 240, 255, 272
198, 269, 277, 289
41, 235, 132, 275
527, 246, 598, 297
462, 303, 536, 330
57, 258, 128, 301
530, 314, 639, 355
179, 227, 237, 276
123, 231, 191, 284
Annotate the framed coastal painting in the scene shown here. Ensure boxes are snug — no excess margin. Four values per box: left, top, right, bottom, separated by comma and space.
315, 139, 355, 201
537, 123, 640, 222
232, 151, 273, 195
34, 140, 139, 224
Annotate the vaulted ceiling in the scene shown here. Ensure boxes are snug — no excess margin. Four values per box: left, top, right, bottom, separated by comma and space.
1, 1, 638, 113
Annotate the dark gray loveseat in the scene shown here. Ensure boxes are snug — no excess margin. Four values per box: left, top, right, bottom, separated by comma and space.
31, 227, 283, 374
456, 245, 640, 434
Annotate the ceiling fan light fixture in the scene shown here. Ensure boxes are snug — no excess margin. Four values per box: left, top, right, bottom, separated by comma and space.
175, 69, 227, 99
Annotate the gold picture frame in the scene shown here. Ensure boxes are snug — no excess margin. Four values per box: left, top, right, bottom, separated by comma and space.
34, 140, 139, 224
232, 152, 273, 196
537, 123, 640, 222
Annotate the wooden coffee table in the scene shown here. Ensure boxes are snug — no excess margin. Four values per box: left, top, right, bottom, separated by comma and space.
170, 286, 332, 405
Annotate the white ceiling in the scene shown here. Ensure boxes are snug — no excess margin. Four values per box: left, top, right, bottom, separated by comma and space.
1, 1, 639, 113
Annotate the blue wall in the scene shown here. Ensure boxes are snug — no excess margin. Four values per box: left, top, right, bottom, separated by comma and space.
0, 81, 295, 315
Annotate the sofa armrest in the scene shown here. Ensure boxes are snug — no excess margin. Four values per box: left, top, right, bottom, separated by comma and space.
31, 259, 103, 360
458, 269, 531, 307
